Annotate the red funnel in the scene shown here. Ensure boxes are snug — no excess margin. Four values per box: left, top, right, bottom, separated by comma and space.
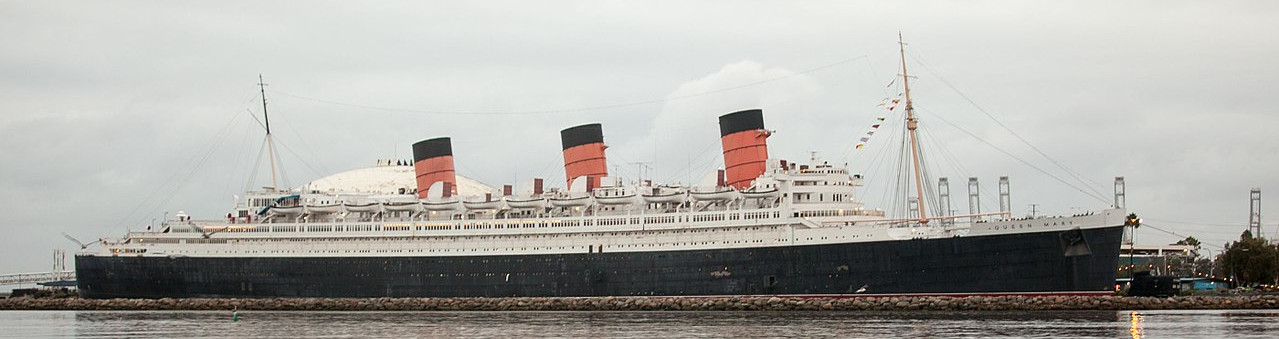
560, 123, 607, 191
412, 137, 457, 199
718, 109, 770, 189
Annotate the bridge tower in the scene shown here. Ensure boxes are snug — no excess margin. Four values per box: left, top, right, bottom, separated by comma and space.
1249, 188, 1262, 238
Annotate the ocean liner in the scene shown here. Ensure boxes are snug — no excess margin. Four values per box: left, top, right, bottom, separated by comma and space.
74, 41, 1127, 299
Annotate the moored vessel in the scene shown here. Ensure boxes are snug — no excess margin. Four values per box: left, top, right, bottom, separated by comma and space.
74, 40, 1126, 299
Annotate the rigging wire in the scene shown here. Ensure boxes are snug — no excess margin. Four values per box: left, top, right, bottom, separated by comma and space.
918, 127, 957, 216
916, 106, 1112, 204
685, 145, 727, 186
108, 92, 258, 231
273, 145, 291, 191
269, 55, 870, 116
219, 114, 258, 205
533, 157, 565, 190
917, 122, 965, 216
270, 136, 325, 187
270, 106, 333, 179
909, 52, 1109, 200
659, 139, 721, 185
838, 54, 900, 166
916, 135, 941, 218
127, 108, 250, 230
890, 122, 912, 218
242, 138, 268, 194
454, 160, 500, 193
852, 112, 904, 214
1142, 222, 1227, 250
1143, 218, 1248, 228
916, 119, 1000, 214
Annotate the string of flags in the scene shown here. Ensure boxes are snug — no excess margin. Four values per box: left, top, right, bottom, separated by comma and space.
855, 94, 903, 150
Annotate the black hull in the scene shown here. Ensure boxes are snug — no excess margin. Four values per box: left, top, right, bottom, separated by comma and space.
75, 226, 1124, 298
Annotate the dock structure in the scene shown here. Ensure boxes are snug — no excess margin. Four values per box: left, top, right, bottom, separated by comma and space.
2, 249, 76, 288
0, 271, 75, 287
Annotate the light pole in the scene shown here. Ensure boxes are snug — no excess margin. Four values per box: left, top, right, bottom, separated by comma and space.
1203, 249, 1216, 278
1123, 214, 1141, 285
1129, 223, 1137, 280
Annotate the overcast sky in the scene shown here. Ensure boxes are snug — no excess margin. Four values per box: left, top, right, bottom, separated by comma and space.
1, 1, 1276, 274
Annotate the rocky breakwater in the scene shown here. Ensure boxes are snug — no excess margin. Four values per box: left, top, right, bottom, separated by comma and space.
2, 295, 1278, 311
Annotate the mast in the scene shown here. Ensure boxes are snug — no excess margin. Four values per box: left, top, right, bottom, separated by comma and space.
259, 74, 280, 192
899, 33, 929, 225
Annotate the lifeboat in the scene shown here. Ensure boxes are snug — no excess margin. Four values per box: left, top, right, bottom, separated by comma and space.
593, 187, 636, 205
641, 187, 687, 204
740, 187, 780, 199
550, 193, 593, 208
505, 196, 548, 209
343, 202, 383, 213
305, 203, 340, 214
463, 198, 503, 210
269, 205, 303, 216
689, 187, 737, 201
383, 201, 423, 213
422, 198, 461, 211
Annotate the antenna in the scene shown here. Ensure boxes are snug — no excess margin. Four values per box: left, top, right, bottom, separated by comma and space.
259, 75, 280, 192
628, 162, 652, 183
899, 33, 928, 225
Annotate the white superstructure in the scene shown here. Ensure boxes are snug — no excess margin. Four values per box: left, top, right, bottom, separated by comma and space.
92, 159, 1125, 259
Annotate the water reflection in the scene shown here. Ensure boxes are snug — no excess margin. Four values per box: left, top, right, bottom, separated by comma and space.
1129, 311, 1143, 339
0, 309, 1272, 338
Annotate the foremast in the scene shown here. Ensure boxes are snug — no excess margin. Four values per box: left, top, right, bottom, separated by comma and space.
259, 74, 281, 192
899, 33, 929, 225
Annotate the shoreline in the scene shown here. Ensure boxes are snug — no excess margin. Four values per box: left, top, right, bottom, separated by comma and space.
2, 295, 1278, 311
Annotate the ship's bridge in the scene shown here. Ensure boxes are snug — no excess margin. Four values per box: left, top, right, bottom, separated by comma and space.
765, 161, 864, 208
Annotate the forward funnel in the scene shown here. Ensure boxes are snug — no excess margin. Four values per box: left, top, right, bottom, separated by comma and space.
718, 109, 770, 189
561, 123, 608, 191
412, 137, 457, 199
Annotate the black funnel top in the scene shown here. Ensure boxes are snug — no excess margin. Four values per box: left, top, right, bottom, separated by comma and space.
718, 109, 765, 136
560, 123, 604, 150
412, 137, 452, 161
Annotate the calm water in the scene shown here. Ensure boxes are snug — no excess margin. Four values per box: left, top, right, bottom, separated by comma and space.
0, 309, 1276, 338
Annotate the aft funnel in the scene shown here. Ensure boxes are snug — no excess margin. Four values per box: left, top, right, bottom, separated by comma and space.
560, 123, 607, 191
412, 137, 457, 199
718, 109, 770, 189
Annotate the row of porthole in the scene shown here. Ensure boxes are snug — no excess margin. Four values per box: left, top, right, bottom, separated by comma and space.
154, 226, 782, 253
170, 237, 777, 255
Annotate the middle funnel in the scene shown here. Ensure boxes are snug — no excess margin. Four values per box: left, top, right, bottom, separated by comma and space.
560, 123, 608, 191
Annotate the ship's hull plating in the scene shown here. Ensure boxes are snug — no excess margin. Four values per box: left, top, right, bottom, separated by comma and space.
75, 226, 1124, 298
